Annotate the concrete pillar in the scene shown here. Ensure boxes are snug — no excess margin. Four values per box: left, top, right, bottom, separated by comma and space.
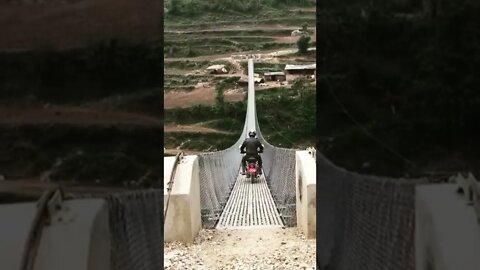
416, 184, 480, 270
0, 199, 110, 270
164, 155, 202, 244
295, 151, 316, 239
34, 199, 110, 270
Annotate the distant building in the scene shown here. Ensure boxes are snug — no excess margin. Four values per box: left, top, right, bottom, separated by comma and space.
284, 64, 316, 81
206, 64, 228, 74
263, 71, 286, 82
237, 76, 264, 87
291, 30, 307, 36
284, 64, 316, 75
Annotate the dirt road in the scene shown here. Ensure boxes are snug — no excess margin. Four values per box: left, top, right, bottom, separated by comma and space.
0, 179, 128, 197
0, 105, 161, 126
164, 26, 315, 34
164, 125, 231, 134
164, 87, 243, 109
164, 47, 316, 62
164, 227, 316, 270
0, 0, 160, 51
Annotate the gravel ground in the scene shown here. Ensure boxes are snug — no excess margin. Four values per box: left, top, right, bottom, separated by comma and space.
164, 227, 316, 270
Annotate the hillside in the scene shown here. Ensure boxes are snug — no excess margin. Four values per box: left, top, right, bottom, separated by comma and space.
318, 1, 480, 178
163, 0, 316, 153
0, 0, 161, 51
0, 5, 162, 201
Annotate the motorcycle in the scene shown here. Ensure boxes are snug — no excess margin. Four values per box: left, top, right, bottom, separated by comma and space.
245, 157, 260, 183
240, 146, 262, 183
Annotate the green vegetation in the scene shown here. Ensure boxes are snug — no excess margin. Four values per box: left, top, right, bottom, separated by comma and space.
94, 88, 163, 118
164, 38, 294, 58
166, 17, 316, 31
165, 60, 215, 70
164, 80, 316, 150
165, 0, 313, 18
0, 193, 37, 204
164, 60, 234, 71
0, 40, 162, 103
0, 124, 162, 185
203, 118, 245, 132
164, 76, 209, 89
297, 35, 311, 54
220, 76, 242, 89
165, 36, 276, 44
302, 22, 308, 32
49, 152, 159, 186
165, 102, 246, 126
164, 0, 315, 33
256, 79, 315, 148
165, 29, 304, 38
319, 1, 480, 177
215, 82, 226, 111
164, 75, 240, 92
165, 132, 239, 151
164, 0, 317, 152
166, 17, 317, 29
241, 62, 286, 74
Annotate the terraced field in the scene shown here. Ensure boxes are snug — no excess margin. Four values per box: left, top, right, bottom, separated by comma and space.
164, 2, 316, 153
0, 0, 161, 51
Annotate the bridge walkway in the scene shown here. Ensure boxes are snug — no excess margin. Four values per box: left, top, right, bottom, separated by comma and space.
217, 171, 283, 228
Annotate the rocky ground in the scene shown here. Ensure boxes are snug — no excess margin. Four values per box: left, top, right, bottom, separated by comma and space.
164, 227, 316, 270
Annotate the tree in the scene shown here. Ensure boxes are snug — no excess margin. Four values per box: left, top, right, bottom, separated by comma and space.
292, 77, 310, 97
297, 35, 311, 54
215, 82, 225, 112
169, 0, 180, 15
302, 22, 308, 32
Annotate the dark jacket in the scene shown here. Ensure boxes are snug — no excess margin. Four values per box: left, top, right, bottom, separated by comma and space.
240, 137, 264, 155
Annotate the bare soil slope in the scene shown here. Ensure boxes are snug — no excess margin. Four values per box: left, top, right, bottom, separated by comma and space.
0, 0, 161, 50
164, 86, 243, 109
0, 105, 162, 125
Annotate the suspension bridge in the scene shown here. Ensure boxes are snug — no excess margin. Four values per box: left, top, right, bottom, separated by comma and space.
0, 59, 479, 270
163, 58, 316, 236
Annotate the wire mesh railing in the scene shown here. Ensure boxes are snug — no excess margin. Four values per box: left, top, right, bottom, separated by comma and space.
316, 152, 429, 270
197, 59, 300, 228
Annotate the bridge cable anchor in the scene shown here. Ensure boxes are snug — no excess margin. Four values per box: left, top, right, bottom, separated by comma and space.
164, 151, 184, 226
20, 187, 65, 270
454, 172, 480, 223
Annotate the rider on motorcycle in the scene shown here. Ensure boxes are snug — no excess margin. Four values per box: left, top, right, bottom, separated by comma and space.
240, 130, 264, 175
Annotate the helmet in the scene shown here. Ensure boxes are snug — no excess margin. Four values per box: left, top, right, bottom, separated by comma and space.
248, 130, 256, 138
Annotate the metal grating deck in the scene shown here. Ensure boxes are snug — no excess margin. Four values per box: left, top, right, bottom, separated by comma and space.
216, 172, 284, 228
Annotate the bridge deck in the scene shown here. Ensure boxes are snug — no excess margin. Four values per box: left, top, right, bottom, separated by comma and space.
217, 172, 283, 228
